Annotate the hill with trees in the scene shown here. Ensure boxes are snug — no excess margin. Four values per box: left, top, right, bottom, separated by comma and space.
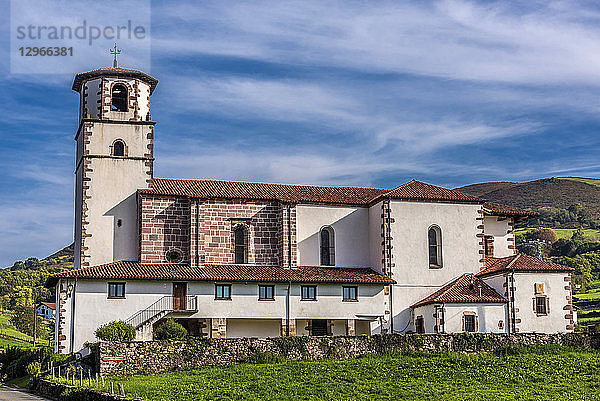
0, 243, 73, 309
457, 177, 600, 228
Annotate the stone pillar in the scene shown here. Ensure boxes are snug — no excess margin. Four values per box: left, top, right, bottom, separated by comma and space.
346, 319, 356, 336
211, 318, 227, 338
281, 319, 296, 336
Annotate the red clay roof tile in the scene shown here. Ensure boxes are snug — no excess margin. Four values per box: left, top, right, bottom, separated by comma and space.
141, 178, 490, 206
45, 262, 395, 287
477, 254, 573, 278
72, 67, 158, 94
483, 202, 538, 217
411, 274, 507, 308
382, 180, 483, 204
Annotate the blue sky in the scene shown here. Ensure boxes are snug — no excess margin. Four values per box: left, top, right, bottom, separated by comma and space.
1, 0, 600, 266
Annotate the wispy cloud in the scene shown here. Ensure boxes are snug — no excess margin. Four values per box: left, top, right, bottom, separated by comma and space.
152, 0, 600, 85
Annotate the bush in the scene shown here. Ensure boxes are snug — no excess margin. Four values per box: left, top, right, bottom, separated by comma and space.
154, 318, 187, 340
95, 321, 135, 342
26, 361, 41, 377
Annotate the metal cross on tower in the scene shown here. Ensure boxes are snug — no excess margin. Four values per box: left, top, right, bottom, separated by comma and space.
110, 43, 121, 68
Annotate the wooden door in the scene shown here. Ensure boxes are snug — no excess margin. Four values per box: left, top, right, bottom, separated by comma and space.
173, 283, 187, 310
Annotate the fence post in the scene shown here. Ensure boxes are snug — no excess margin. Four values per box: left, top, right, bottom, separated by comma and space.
95, 372, 98, 389
79, 368, 82, 387
119, 383, 125, 396
110, 381, 114, 394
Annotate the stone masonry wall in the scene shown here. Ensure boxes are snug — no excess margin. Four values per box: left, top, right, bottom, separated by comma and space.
99, 333, 600, 376
195, 200, 282, 265
140, 195, 190, 263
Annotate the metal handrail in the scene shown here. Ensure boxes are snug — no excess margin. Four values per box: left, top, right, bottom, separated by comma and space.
125, 295, 197, 329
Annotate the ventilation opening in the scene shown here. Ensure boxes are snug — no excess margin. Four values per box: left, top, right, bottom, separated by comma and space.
165, 248, 184, 264
111, 83, 128, 112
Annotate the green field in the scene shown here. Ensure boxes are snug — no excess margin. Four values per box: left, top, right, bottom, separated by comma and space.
52, 348, 600, 401
558, 177, 600, 188
515, 228, 600, 241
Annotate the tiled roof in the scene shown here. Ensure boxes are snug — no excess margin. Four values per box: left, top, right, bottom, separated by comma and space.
142, 178, 389, 206
382, 180, 483, 204
483, 202, 538, 218
477, 254, 573, 278
37, 302, 55, 310
141, 178, 485, 206
72, 68, 158, 94
45, 262, 395, 287
411, 274, 507, 308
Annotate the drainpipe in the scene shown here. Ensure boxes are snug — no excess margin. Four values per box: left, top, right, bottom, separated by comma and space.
285, 204, 292, 336
286, 281, 291, 336
69, 278, 77, 353
195, 200, 200, 267
509, 271, 516, 333
287, 204, 292, 268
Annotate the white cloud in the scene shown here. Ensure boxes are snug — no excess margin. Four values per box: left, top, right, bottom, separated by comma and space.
151, 0, 600, 85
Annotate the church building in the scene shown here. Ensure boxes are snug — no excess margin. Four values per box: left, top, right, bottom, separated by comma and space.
47, 66, 574, 354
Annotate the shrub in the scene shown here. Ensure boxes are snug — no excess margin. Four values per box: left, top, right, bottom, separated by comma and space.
154, 318, 187, 340
95, 321, 135, 342
531, 229, 558, 244
26, 361, 41, 377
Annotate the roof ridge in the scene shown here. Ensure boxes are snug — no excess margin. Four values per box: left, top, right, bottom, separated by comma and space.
153, 178, 389, 192
505, 253, 522, 270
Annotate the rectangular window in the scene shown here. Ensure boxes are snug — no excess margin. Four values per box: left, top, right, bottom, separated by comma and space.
215, 284, 231, 300
259, 285, 275, 300
415, 316, 425, 334
108, 282, 125, 299
464, 314, 476, 332
484, 236, 494, 258
301, 285, 317, 301
535, 296, 548, 315
343, 286, 358, 301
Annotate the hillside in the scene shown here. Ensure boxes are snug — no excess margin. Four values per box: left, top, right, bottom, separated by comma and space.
456, 177, 600, 218
0, 243, 74, 306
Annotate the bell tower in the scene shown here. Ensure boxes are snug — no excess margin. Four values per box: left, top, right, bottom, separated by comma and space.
73, 65, 158, 268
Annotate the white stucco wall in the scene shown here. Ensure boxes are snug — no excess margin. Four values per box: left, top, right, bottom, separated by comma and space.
296, 205, 370, 267
388, 201, 482, 332
443, 303, 507, 333
226, 319, 281, 338
413, 303, 507, 334
512, 272, 572, 333
83, 79, 102, 119
368, 201, 384, 273
76, 122, 153, 267
483, 216, 514, 258
63, 280, 386, 352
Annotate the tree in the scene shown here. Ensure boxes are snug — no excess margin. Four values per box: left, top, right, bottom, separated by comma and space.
10, 305, 47, 338
10, 286, 33, 309
530, 229, 558, 244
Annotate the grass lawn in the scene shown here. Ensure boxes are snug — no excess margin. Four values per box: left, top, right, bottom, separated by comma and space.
558, 177, 600, 188
0, 313, 34, 343
515, 228, 600, 241
55, 348, 600, 401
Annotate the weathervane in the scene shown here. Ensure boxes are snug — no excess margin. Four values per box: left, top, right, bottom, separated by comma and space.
110, 43, 121, 68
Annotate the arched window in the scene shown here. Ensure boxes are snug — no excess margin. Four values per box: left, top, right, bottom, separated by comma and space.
428, 226, 442, 268
320, 226, 335, 266
233, 225, 248, 264
111, 83, 128, 112
112, 140, 125, 156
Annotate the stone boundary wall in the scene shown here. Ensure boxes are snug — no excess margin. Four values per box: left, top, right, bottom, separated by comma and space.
31, 378, 142, 401
99, 333, 600, 376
